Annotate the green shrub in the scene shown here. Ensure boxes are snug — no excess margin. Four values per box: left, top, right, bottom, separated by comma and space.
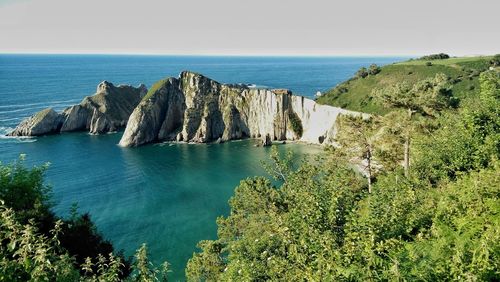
188, 70, 500, 281
356, 67, 369, 78
0, 158, 170, 280
490, 54, 500, 66
288, 110, 303, 138
368, 64, 381, 75
420, 53, 450, 60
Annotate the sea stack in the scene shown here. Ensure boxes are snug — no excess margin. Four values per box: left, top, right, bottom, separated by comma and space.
8, 81, 147, 137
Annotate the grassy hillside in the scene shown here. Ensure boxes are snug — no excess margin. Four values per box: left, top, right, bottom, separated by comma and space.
316, 55, 495, 114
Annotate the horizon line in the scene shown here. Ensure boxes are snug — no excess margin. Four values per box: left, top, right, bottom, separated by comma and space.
0, 51, 492, 58
0, 51, 424, 58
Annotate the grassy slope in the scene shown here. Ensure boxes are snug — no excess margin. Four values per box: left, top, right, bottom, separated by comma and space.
316, 56, 493, 114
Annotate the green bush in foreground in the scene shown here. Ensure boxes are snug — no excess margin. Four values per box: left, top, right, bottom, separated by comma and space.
0, 158, 170, 281
187, 71, 500, 281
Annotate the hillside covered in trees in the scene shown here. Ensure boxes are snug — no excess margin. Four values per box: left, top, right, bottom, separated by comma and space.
316, 54, 499, 114
187, 69, 499, 281
1, 59, 499, 281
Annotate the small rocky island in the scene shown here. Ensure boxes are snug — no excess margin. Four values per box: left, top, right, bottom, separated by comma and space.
9, 71, 364, 147
8, 81, 147, 136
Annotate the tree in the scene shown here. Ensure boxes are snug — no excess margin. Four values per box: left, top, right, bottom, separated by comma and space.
489, 54, 500, 67
419, 53, 450, 60
187, 71, 498, 281
412, 70, 500, 183
335, 114, 383, 193
261, 146, 294, 182
0, 157, 132, 277
0, 158, 170, 281
356, 67, 369, 78
187, 98, 500, 280
368, 64, 381, 75
129, 244, 170, 282
0, 155, 53, 230
372, 73, 453, 177
393, 164, 500, 281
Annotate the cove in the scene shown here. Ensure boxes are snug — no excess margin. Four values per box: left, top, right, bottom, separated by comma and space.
0, 54, 403, 280
2, 131, 322, 280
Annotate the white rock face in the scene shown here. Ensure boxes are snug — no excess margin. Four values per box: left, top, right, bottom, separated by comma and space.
290, 96, 365, 145
8, 82, 147, 137
7, 108, 63, 136
119, 71, 366, 147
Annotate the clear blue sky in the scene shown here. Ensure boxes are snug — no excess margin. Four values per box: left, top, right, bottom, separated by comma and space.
1, 0, 498, 56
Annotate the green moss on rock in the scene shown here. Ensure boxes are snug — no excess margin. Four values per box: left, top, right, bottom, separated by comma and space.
288, 110, 303, 138
142, 79, 169, 101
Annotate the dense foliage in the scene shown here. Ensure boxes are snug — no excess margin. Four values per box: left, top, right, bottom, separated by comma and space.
355, 64, 381, 79
0, 158, 169, 281
491, 54, 500, 67
317, 55, 494, 114
368, 64, 381, 75
419, 53, 450, 60
187, 71, 500, 281
288, 110, 303, 138
1, 62, 498, 281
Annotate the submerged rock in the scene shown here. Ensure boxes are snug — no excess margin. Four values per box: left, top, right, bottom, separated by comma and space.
9, 82, 147, 137
119, 71, 365, 147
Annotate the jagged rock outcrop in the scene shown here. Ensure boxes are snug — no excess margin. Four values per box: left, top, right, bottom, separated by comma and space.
259, 134, 272, 147
119, 71, 364, 147
8, 108, 64, 136
8, 81, 147, 137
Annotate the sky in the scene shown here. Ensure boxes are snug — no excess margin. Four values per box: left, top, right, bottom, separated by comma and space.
0, 0, 499, 56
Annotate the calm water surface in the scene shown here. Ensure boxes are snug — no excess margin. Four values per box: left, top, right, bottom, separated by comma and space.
0, 55, 404, 280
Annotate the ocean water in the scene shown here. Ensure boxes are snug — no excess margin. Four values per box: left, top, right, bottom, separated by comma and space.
0, 54, 403, 280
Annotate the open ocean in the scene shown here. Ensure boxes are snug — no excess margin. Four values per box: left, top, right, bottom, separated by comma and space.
0, 54, 404, 280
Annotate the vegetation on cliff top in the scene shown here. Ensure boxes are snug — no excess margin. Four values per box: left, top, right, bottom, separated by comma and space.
317, 55, 495, 114
187, 70, 499, 281
287, 110, 303, 138
2, 58, 499, 281
142, 78, 170, 101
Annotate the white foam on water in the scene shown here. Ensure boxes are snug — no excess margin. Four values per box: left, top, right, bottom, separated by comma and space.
0, 117, 22, 122
0, 127, 37, 143
248, 84, 269, 89
0, 98, 81, 109
0, 126, 14, 135
0, 102, 76, 114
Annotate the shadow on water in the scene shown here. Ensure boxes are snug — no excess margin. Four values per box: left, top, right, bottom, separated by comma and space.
1, 131, 321, 281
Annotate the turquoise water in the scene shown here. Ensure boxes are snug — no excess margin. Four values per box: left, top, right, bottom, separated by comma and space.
0, 55, 404, 280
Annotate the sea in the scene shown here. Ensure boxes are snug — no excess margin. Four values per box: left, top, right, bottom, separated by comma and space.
0, 54, 404, 280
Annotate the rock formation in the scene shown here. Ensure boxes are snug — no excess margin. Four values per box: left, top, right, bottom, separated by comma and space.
259, 134, 272, 147
7, 108, 64, 137
119, 71, 364, 147
8, 81, 147, 137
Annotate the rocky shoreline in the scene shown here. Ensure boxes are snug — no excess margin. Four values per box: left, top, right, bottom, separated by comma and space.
9, 71, 365, 147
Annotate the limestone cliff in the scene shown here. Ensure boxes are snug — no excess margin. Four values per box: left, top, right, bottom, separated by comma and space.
8, 81, 147, 137
8, 108, 64, 137
119, 71, 363, 147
